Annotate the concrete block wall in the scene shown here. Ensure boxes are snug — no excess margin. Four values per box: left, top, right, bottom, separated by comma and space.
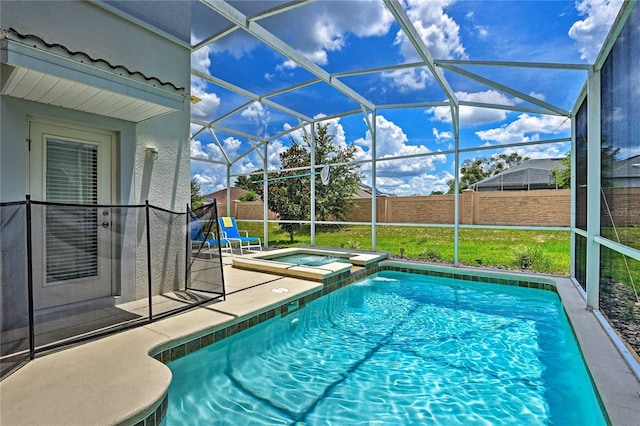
472, 189, 571, 226
341, 190, 570, 226
219, 189, 579, 227
601, 187, 640, 227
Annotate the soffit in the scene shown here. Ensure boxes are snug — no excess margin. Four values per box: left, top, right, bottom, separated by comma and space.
0, 29, 186, 122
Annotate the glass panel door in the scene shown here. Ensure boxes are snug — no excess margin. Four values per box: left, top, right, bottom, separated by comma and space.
29, 121, 114, 309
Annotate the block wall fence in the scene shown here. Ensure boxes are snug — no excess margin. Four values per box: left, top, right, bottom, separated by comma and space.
214, 188, 638, 227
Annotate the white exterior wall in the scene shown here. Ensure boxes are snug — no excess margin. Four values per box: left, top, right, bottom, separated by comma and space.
1, 0, 191, 208
1, 1, 192, 302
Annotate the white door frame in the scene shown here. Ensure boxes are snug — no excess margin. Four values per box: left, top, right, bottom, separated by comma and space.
28, 118, 117, 310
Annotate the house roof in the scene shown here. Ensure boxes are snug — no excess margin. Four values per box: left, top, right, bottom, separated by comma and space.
203, 187, 249, 204
355, 184, 393, 198
473, 158, 564, 189
612, 155, 640, 178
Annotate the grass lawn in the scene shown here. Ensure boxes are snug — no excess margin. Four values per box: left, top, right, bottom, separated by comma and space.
237, 221, 571, 275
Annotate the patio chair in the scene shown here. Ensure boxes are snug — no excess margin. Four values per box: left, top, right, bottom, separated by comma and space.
190, 214, 233, 258
218, 216, 262, 254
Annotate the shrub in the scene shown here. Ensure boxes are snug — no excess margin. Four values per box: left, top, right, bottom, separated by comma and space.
347, 240, 361, 249
511, 245, 552, 272
419, 248, 442, 262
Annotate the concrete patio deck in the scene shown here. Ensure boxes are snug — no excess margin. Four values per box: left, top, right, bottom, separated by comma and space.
0, 259, 639, 425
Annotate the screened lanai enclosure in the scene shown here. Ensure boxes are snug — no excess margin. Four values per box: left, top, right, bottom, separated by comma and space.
188, 0, 639, 375
1, 0, 638, 384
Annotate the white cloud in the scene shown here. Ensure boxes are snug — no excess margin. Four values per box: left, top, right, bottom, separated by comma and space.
190, 45, 222, 121
276, 2, 393, 65
315, 115, 347, 148
241, 102, 271, 137
220, 137, 242, 156
213, 2, 392, 69
475, 113, 571, 145
475, 25, 489, 40
568, 0, 623, 62
190, 45, 223, 122
190, 139, 208, 159
283, 115, 348, 148
190, 123, 206, 138
190, 76, 221, 121
190, 135, 243, 163
428, 90, 516, 126
354, 115, 447, 179
482, 143, 570, 165
433, 127, 452, 143
395, 0, 466, 60
384, 0, 466, 92
191, 44, 211, 73
192, 171, 225, 195
382, 68, 432, 92
264, 139, 287, 170
208, 31, 260, 59
276, 60, 297, 71
361, 166, 454, 196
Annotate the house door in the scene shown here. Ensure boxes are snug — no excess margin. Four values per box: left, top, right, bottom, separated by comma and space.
29, 121, 115, 310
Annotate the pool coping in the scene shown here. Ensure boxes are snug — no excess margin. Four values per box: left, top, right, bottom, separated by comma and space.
1, 261, 638, 425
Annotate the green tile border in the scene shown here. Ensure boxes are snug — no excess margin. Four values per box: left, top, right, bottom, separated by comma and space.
376, 263, 558, 293
150, 265, 368, 367
132, 392, 167, 426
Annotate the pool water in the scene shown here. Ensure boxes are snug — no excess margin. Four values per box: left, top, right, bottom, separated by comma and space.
270, 253, 352, 267
164, 271, 607, 425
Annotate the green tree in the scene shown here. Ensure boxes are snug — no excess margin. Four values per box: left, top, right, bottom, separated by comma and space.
235, 174, 262, 191
258, 123, 361, 242
552, 153, 571, 188
446, 153, 528, 193
190, 178, 205, 209
238, 191, 258, 201
552, 145, 620, 190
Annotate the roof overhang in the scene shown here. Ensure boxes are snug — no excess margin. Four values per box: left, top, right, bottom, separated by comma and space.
1, 35, 186, 123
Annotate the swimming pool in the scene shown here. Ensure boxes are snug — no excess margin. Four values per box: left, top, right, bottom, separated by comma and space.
164, 270, 607, 425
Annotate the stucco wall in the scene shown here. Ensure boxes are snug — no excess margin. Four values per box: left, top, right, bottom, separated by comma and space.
227, 190, 572, 227
0, 97, 137, 203
1, 1, 192, 303
469, 189, 571, 226
347, 190, 570, 226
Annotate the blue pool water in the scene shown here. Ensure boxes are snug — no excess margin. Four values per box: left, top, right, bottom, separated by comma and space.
164, 271, 607, 425
270, 253, 352, 267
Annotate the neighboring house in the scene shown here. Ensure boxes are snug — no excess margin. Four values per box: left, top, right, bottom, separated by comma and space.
206, 187, 279, 219
1, 3, 191, 319
610, 155, 640, 187
473, 158, 565, 191
355, 183, 394, 198
204, 187, 250, 204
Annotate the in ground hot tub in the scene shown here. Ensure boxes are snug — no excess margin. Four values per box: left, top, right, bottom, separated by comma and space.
231, 247, 387, 282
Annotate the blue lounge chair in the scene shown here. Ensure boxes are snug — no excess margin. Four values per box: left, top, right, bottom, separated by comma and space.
218, 216, 262, 254
190, 215, 233, 257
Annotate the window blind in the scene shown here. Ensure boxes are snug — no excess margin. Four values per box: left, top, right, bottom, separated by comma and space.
45, 139, 99, 282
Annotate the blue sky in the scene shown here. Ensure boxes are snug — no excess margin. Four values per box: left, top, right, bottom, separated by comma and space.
189, 0, 624, 196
